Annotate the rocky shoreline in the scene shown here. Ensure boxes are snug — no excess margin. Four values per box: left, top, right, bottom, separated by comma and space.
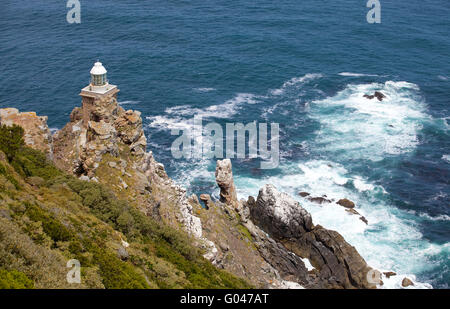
1, 92, 381, 288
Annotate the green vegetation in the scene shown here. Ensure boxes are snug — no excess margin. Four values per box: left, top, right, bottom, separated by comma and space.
0, 125, 251, 289
0, 124, 24, 161
0, 269, 34, 289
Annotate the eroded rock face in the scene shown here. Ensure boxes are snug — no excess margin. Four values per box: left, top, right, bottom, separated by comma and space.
253, 185, 313, 239
0, 108, 52, 156
250, 184, 373, 289
215, 159, 238, 206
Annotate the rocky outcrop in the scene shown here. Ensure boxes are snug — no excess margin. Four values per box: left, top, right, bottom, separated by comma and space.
0, 108, 52, 156
49, 92, 204, 243
215, 159, 238, 206
249, 184, 373, 289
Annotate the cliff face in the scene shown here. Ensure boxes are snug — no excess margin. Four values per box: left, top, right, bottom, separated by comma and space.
0, 96, 375, 289
0, 108, 52, 156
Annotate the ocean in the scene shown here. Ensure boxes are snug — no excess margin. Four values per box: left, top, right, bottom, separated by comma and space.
0, 0, 449, 288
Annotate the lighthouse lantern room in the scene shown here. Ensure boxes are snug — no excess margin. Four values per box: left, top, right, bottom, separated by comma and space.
90, 61, 108, 86
80, 60, 119, 98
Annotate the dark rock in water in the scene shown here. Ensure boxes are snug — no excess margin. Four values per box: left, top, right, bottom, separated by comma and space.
346, 208, 360, 215
402, 277, 414, 287
250, 184, 373, 289
364, 91, 386, 101
359, 216, 368, 225
117, 246, 129, 261
374, 91, 386, 101
384, 271, 397, 278
299, 192, 310, 197
388, 124, 394, 128
337, 198, 355, 208
308, 196, 332, 204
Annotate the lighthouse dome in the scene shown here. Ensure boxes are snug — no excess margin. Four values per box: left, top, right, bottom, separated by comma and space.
90, 61, 107, 75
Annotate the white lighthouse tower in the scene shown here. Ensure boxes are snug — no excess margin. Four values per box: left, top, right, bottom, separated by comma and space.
79, 61, 119, 127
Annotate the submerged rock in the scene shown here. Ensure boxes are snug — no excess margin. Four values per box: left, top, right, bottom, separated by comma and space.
308, 196, 332, 204
359, 216, 368, 225
346, 208, 360, 215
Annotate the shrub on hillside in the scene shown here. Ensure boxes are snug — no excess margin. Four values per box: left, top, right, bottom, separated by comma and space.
0, 124, 24, 161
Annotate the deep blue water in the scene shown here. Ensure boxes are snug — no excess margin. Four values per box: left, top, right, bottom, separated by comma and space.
1, 0, 449, 288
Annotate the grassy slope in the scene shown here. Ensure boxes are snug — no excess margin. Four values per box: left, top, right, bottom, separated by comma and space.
0, 125, 251, 289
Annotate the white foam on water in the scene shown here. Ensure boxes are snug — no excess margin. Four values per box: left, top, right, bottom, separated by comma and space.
442, 154, 450, 162
194, 87, 216, 92
408, 210, 450, 222
309, 81, 428, 161
165, 93, 258, 119
270, 73, 323, 96
118, 100, 140, 105
338, 72, 380, 77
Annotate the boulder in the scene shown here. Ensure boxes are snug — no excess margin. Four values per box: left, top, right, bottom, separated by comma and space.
383, 271, 396, 278
337, 198, 355, 208
402, 277, 414, 287
117, 246, 129, 261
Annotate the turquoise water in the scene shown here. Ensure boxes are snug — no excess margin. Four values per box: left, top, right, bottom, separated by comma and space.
0, 1, 449, 288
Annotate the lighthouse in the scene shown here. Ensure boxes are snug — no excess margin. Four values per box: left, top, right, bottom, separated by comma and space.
80, 61, 119, 127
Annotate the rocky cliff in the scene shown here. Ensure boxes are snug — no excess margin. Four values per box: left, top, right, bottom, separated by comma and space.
0, 96, 376, 288
0, 108, 52, 156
